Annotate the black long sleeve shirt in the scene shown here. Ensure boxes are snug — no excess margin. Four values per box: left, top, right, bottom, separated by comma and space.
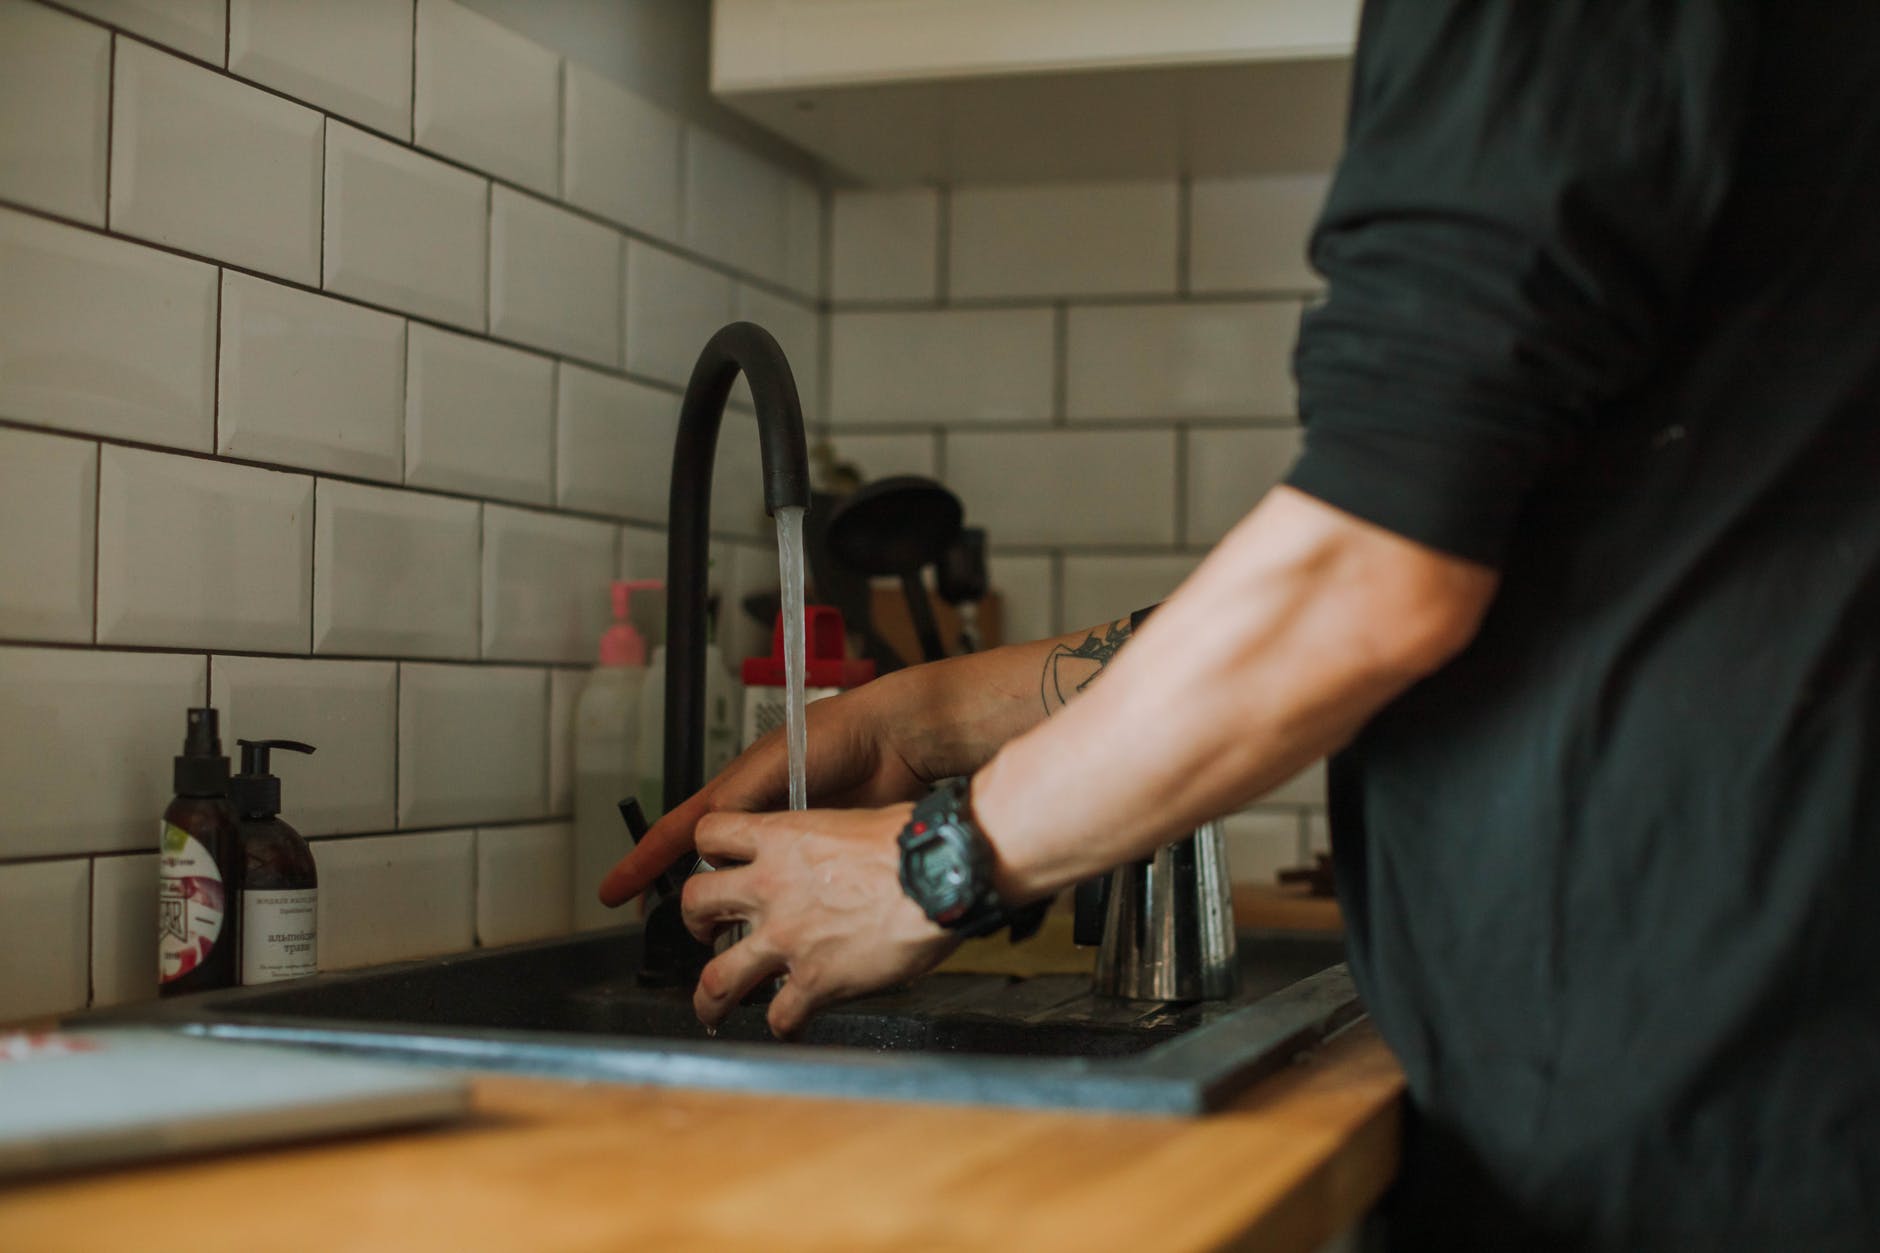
1284, 3, 1880, 1248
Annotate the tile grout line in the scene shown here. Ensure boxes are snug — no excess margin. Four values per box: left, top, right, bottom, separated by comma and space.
316, 116, 327, 282
1175, 175, 1193, 299
211, 269, 224, 452
103, 32, 115, 228
1173, 425, 1190, 548
933, 185, 951, 307
492, 175, 500, 334
408, 0, 419, 141
392, 662, 403, 830
307, 479, 318, 655
90, 442, 102, 645
84, 858, 96, 1008
1049, 550, 1066, 635
1051, 302, 1069, 424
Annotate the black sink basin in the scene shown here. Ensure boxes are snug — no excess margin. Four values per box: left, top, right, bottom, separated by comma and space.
86, 927, 1360, 1114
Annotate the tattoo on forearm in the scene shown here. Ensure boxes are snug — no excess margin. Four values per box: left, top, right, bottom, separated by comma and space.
1041, 617, 1134, 715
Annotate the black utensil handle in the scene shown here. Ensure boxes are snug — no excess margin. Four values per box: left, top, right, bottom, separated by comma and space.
901, 568, 947, 662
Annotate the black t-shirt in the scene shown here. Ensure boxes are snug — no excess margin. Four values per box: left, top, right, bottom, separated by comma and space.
1285, 3, 1880, 1249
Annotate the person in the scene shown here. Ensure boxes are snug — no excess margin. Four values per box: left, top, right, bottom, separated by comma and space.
602, 2, 1880, 1247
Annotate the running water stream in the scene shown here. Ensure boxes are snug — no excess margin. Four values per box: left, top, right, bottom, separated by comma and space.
774, 506, 809, 811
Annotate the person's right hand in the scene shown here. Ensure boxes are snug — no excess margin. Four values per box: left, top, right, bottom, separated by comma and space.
596, 669, 937, 908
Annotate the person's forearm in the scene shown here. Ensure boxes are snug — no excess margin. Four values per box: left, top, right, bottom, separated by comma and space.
883, 616, 1144, 780
971, 487, 1498, 901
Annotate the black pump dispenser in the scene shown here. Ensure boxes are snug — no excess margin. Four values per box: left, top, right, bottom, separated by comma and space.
174, 707, 231, 797
232, 739, 315, 818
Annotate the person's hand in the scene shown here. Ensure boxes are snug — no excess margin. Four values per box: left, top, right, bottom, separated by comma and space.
680, 804, 960, 1037
598, 671, 937, 908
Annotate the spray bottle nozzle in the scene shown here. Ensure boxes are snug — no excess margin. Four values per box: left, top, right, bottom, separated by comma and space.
600, 579, 662, 667
232, 739, 316, 818
182, 707, 222, 756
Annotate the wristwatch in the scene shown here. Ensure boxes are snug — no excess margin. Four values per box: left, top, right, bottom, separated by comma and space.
897, 779, 1049, 942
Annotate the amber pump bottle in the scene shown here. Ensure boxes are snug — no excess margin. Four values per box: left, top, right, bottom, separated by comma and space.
157, 707, 241, 996
232, 739, 319, 985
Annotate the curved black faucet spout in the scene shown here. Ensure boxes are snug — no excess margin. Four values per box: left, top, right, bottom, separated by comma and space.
663, 321, 811, 815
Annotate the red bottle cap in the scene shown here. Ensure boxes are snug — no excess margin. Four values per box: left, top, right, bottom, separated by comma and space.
741, 605, 877, 689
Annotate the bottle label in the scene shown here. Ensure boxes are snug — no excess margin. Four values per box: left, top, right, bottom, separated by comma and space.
157, 821, 224, 984
241, 889, 318, 985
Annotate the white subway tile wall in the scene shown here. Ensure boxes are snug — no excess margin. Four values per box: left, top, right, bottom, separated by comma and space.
829, 308, 1055, 426
829, 188, 939, 303
1189, 173, 1331, 294
623, 241, 734, 388
227, 0, 415, 140
90, 852, 159, 1007
683, 125, 810, 290
945, 429, 1177, 547
110, 40, 325, 283
413, 0, 559, 196
555, 365, 675, 523
0, 207, 219, 449
1065, 302, 1302, 420
404, 324, 555, 503
1185, 425, 1302, 543
949, 181, 1178, 300
546, 667, 583, 816
312, 828, 476, 971
213, 655, 399, 836
480, 506, 618, 663
0, 647, 206, 859
397, 662, 548, 828
217, 271, 407, 481
489, 186, 623, 367
96, 448, 313, 652
1061, 554, 1199, 632
475, 822, 574, 947
61, 0, 225, 63
0, 0, 1337, 1014
322, 121, 489, 330
561, 61, 682, 242
0, 426, 96, 642
0, 0, 111, 223
823, 432, 938, 483
0, 859, 91, 1021
986, 553, 1056, 645
1222, 811, 1310, 887
313, 478, 480, 658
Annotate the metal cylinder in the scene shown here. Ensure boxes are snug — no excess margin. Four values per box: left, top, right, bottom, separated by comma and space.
1091, 820, 1238, 1002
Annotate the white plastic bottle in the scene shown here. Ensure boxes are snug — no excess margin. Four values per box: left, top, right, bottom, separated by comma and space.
636, 638, 741, 820
572, 579, 657, 930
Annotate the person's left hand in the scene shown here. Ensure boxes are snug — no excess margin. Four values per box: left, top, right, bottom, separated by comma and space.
680, 803, 961, 1038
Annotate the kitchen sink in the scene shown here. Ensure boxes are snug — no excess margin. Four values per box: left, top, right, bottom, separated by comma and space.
85, 927, 1361, 1114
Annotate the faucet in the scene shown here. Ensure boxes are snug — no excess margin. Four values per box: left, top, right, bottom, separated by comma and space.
632, 321, 811, 986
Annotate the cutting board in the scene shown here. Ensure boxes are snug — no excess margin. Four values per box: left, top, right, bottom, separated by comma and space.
0, 1029, 469, 1179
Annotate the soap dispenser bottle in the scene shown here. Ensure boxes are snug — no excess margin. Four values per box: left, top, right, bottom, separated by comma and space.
158, 707, 241, 996
574, 579, 657, 929
230, 739, 319, 985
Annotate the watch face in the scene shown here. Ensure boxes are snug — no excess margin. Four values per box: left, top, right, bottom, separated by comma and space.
907, 831, 972, 921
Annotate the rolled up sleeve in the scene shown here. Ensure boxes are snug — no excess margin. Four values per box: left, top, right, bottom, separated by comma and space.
1287, 0, 1754, 566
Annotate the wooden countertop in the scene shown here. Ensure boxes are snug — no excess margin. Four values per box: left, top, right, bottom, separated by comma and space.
1, 887, 1399, 1253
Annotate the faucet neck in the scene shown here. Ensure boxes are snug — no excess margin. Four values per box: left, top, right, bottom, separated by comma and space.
663, 322, 812, 813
